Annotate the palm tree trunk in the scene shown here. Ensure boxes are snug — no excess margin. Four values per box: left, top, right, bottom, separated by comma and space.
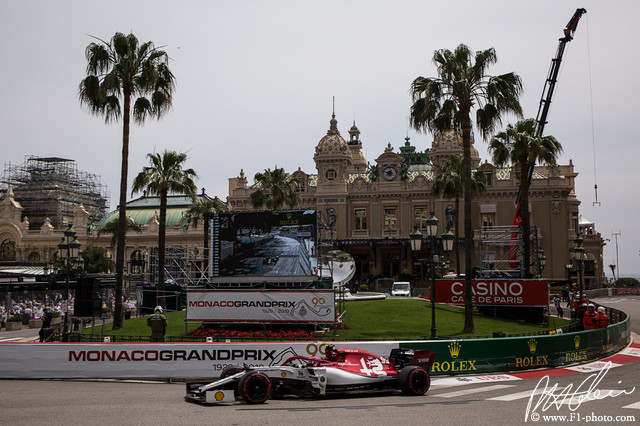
454, 195, 461, 278
158, 188, 168, 310
461, 111, 475, 334
520, 157, 531, 278
113, 88, 131, 330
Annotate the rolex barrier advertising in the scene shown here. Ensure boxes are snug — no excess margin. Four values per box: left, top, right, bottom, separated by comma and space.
0, 317, 630, 379
401, 316, 630, 375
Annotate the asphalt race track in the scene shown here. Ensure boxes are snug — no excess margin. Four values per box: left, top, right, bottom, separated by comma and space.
1, 295, 639, 425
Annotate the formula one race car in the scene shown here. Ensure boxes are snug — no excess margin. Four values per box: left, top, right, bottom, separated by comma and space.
185, 345, 436, 404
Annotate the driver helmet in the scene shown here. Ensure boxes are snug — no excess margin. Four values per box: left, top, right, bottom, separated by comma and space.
154, 306, 163, 313
324, 345, 336, 360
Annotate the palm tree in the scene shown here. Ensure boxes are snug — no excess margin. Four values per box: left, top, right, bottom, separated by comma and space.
489, 118, 562, 278
97, 217, 143, 248
79, 32, 175, 329
410, 44, 523, 333
432, 153, 486, 278
609, 264, 617, 285
187, 193, 226, 276
132, 151, 198, 309
81, 245, 115, 274
250, 167, 301, 210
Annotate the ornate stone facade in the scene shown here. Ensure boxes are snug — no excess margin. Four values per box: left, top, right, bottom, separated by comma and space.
228, 113, 606, 289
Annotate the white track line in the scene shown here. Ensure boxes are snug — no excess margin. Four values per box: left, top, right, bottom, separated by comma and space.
433, 384, 514, 398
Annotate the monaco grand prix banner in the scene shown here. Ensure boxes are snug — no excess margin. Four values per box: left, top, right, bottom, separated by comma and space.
0, 320, 630, 379
435, 279, 548, 307
0, 341, 397, 379
186, 290, 335, 324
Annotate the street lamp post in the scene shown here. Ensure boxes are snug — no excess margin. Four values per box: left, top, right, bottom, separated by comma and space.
573, 234, 585, 307
410, 213, 453, 340
536, 249, 546, 277
58, 223, 81, 341
565, 263, 573, 283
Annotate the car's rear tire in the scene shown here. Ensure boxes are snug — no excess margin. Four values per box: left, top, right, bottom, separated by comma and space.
399, 365, 430, 395
238, 371, 271, 403
219, 365, 243, 379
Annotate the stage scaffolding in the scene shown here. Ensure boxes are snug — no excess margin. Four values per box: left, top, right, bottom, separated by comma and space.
478, 225, 542, 278
148, 246, 210, 286
0, 156, 110, 229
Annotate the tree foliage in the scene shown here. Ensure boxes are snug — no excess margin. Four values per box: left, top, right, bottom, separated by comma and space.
410, 44, 523, 333
81, 245, 115, 273
617, 277, 640, 287
79, 32, 176, 329
250, 167, 301, 210
432, 153, 486, 278
97, 217, 143, 248
489, 118, 562, 277
132, 150, 197, 308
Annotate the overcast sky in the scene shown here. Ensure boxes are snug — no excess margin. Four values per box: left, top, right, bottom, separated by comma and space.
1, 1, 638, 277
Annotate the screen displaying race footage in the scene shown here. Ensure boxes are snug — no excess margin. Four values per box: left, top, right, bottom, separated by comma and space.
211, 210, 317, 277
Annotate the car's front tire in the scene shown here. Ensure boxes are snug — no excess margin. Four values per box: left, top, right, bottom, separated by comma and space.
238, 371, 271, 403
398, 365, 430, 395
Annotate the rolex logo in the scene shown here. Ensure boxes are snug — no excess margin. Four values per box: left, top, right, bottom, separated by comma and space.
528, 339, 538, 354
574, 335, 581, 350
448, 342, 461, 359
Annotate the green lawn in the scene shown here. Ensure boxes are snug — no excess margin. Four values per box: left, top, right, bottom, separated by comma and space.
93, 299, 567, 340
95, 311, 200, 337
334, 299, 568, 339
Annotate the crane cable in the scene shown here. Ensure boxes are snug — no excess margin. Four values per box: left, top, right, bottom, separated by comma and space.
585, 14, 600, 206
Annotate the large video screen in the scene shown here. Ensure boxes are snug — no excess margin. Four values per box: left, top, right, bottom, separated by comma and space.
211, 210, 317, 278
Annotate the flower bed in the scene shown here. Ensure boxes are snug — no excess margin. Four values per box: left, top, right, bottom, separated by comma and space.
189, 324, 314, 340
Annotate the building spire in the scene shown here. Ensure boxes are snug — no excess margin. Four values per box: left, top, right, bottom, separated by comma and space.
328, 96, 339, 135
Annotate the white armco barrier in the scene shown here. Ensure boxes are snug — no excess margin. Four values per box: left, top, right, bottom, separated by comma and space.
0, 341, 398, 379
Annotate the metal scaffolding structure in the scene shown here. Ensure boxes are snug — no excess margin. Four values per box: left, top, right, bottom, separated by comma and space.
0, 156, 110, 229
478, 225, 541, 278
148, 246, 210, 286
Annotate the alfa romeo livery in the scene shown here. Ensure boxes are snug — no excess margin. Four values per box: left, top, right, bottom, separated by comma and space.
185, 345, 436, 404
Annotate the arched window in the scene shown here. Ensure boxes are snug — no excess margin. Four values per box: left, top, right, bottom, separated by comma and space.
130, 250, 145, 274
0, 239, 16, 261
28, 251, 41, 262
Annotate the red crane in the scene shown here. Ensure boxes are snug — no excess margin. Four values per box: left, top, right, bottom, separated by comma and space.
509, 8, 587, 273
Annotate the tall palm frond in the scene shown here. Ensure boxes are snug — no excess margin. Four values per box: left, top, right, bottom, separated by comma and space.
410, 44, 523, 333
132, 150, 197, 309
250, 167, 301, 210
489, 118, 562, 277
79, 32, 175, 329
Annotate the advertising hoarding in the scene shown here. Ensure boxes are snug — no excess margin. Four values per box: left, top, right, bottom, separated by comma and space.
186, 290, 335, 323
435, 279, 548, 307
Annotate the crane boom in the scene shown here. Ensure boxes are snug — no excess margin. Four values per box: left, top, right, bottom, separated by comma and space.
535, 8, 587, 139
514, 8, 586, 208
510, 8, 586, 274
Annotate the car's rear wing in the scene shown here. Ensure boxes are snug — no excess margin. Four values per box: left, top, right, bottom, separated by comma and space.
390, 348, 436, 369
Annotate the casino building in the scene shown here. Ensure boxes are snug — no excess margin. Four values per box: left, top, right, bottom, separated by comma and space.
0, 114, 606, 292
228, 112, 606, 290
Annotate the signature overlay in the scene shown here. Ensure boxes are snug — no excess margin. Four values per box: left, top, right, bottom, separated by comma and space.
525, 361, 635, 422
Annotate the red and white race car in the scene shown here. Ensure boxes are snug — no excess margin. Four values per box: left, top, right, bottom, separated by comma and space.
185, 345, 436, 404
